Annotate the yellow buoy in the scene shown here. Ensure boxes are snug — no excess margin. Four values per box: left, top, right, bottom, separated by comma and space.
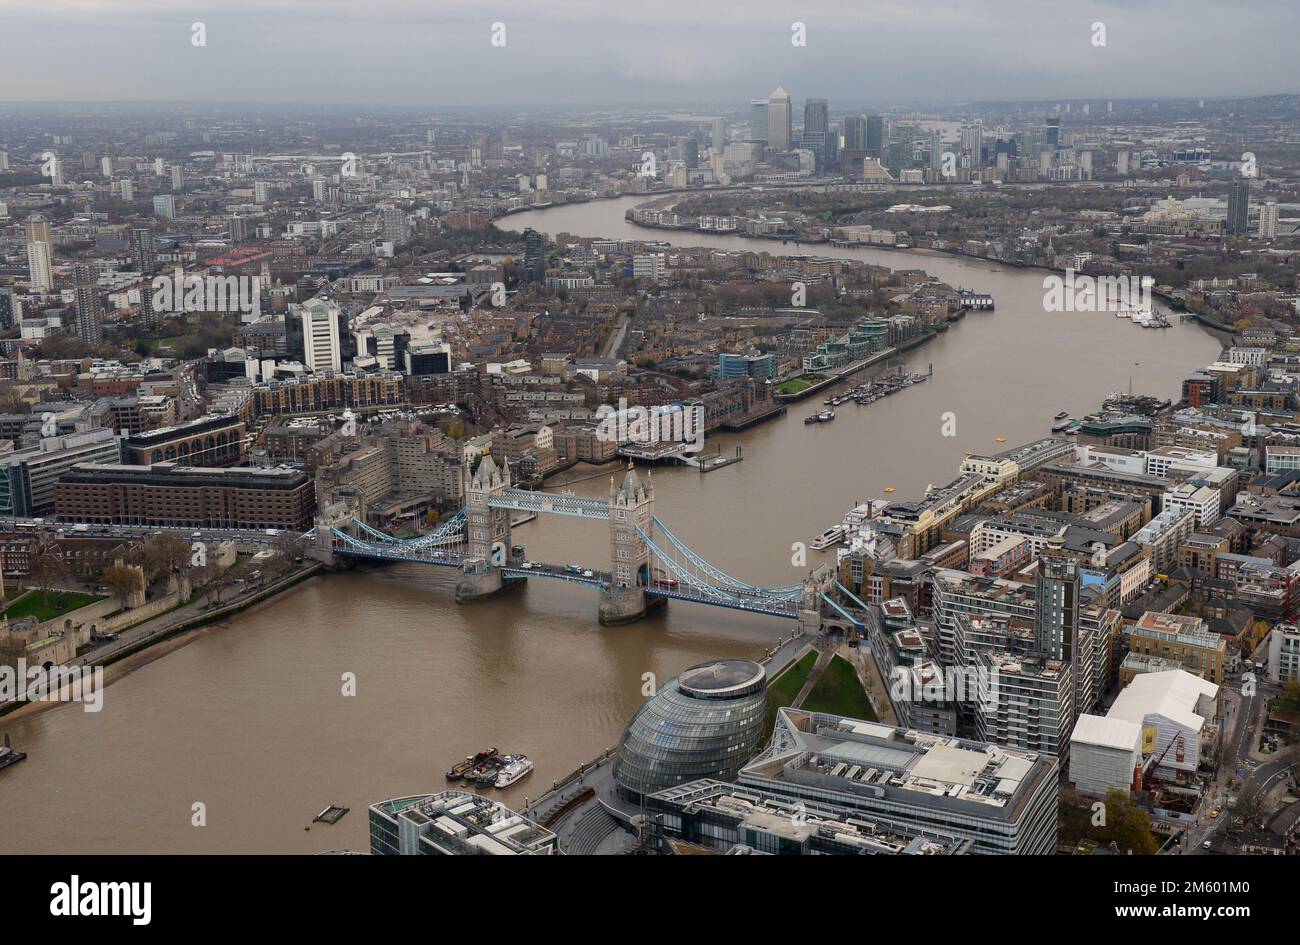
995, 437, 1007, 443
883, 486, 896, 493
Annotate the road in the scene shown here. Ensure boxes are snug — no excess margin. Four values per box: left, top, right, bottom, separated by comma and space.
1181, 669, 1293, 854
67, 563, 318, 669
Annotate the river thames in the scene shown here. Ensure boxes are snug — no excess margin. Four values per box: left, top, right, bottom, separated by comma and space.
0, 196, 1221, 853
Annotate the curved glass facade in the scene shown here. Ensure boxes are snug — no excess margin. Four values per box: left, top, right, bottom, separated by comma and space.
613, 660, 767, 799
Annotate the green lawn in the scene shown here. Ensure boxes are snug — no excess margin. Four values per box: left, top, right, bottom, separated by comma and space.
775, 378, 812, 394
802, 655, 876, 721
141, 333, 199, 352
760, 648, 818, 741
2, 590, 103, 623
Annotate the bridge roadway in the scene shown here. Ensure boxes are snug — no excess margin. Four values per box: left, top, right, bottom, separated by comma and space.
331, 531, 805, 620
5, 513, 818, 623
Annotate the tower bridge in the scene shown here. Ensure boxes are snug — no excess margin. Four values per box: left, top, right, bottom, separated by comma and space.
318, 456, 842, 629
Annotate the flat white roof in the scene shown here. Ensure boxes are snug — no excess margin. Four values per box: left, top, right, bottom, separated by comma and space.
1071, 714, 1141, 751
1107, 669, 1218, 734
909, 744, 988, 787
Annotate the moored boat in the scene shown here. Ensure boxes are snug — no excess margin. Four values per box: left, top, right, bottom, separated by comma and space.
445, 746, 498, 781
0, 733, 26, 772
495, 755, 534, 788
810, 526, 845, 550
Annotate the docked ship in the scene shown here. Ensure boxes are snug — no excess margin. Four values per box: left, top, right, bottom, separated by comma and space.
495, 755, 534, 788
445, 746, 498, 781
810, 526, 845, 550
1054, 411, 1069, 420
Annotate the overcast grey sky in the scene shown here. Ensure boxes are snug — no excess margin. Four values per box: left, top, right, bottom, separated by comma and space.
0, 0, 1295, 106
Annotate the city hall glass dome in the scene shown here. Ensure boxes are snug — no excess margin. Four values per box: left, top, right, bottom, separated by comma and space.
613, 659, 767, 799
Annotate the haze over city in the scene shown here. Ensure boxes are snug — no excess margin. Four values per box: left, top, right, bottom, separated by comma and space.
1, 0, 1297, 106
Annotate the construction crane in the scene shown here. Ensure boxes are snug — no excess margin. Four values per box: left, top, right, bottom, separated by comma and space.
1142, 732, 1185, 792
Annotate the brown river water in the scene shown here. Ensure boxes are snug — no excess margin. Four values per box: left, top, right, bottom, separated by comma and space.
0, 196, 1220, 852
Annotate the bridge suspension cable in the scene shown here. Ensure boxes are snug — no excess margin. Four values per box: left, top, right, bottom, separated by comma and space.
636, 523, 803, 604
649, 515, 803, 596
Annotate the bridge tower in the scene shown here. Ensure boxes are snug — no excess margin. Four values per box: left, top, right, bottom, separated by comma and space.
798, 564, 833, 634
456, 455, 514, 603
600, 467, 656, 625
309, 497, 355, 567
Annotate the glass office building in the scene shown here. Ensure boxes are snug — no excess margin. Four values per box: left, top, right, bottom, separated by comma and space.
613, 659, 767, 800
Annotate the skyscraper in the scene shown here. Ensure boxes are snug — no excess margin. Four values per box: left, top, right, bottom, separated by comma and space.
960, 120, 983, 163
0, 286, 18, 330
523, 228, 546, 284
711, 118, 726, 150
1045, 116, 1060, 149
131, 227, 156, 276
1227, 178, 1250, 236
380, 208, 409, 245
25, 215, 52, 292
26, 243, 52, 292
803, 98, 828, 135
131, 227, 159, 332
1035, 547, 1080, 664
766, 87, 792, 151
749, 100, 768, 143
25, 215, 51, 246
843, 115, 867, 151
297, 298, 342, 373
865, 115, 885, 157
1259, 198, 1278, 239
73, 263, 103, 346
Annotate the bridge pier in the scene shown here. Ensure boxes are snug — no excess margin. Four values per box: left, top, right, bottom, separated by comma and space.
456, 562, 513, 603
598, 585, 664, 625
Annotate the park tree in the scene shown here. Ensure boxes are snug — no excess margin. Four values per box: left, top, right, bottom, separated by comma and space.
141, 534, 190, 582
101, 561, 144, 610
28, 547, 71, 607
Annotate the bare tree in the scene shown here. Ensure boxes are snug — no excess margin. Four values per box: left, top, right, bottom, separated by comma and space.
28, 548, 71, 607
101, 561, 142, 610
1234, 777, 1266, 827
141, 534, 190, 582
